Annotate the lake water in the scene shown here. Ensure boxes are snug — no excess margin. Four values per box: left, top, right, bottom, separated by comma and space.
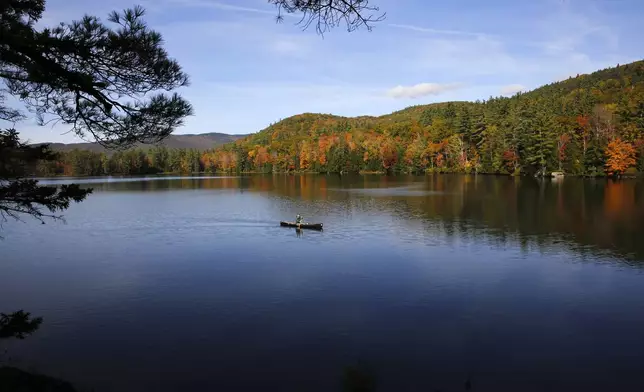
1, 175, 644, 392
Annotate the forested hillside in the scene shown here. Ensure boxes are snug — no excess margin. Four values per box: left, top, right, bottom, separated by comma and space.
36, 61, 644, 177
34, 133, 247, 176
41, 132, 247, 153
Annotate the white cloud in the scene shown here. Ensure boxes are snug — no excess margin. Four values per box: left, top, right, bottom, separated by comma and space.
386, 83, 463, 99
500, 84, 526, 96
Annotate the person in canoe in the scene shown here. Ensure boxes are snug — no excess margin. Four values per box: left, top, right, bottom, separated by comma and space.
295, 214, 304, 225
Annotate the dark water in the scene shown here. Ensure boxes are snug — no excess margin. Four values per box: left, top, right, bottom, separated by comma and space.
1, 175, 644, 392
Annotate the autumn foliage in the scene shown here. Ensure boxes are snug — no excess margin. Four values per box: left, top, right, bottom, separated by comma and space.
380, 140, 398, 170
502, 150, 519, 173
605, 138, 636, 176
33, 61, 644, 177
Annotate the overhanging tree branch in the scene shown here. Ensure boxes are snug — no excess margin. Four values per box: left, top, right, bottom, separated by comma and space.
269, 0, 385, 34
0, 129, 92, 225
1, 1, 193, 148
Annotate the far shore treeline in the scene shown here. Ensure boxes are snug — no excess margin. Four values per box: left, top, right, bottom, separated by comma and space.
35, 61, 644, 178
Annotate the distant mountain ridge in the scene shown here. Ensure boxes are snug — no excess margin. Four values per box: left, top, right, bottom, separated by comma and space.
41, 132, 249, 152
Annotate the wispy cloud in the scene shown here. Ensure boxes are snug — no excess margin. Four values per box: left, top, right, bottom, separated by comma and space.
386, 83, 463, 99
500, 84, 526, 96
163, 0, 299, 17
388, 23, 490, 38
208, 1, 274, 14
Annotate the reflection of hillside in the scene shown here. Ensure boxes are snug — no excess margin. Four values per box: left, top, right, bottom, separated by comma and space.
260, 174, 644, 262
373, 176, 644, 263
85, 174, 644, 262
260, 175, 643, 261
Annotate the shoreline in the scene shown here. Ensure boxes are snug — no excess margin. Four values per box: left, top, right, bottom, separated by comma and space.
28, 171, 641, 179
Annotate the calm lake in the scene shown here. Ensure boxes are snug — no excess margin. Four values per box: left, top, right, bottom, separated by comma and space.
1, 174, 644, 392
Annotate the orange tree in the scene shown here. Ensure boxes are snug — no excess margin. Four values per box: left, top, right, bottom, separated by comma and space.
605, 138, 636, 176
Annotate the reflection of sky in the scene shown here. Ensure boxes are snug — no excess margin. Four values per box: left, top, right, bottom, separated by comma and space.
328, 183, 451, 197
2, 177, 644, 391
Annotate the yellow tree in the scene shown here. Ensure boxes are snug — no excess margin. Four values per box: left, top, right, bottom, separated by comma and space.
200, 151, 217, 172
468, 147, 481, 173
299, 142, 312, 170
403, 134, 426, 172
317, 135, 335, 167
344, 132, 356, 151
254, 146, 270, 170
380, 137, 398, 171
423, 140, 447, 169
361, 133, 379, 165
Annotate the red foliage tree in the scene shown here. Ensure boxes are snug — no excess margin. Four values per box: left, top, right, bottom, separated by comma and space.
380, 140, 398, 170
557, 134, 571, 170
502, 150, 519, 172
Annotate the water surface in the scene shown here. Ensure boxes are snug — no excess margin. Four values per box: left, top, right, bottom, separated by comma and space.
1, 174, 644, 392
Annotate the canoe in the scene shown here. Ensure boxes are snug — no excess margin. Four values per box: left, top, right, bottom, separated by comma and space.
280, 221, 323, 231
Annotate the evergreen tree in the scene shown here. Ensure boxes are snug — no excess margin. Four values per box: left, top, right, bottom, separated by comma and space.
521, 102, 557, 176
1, 1, 191, 221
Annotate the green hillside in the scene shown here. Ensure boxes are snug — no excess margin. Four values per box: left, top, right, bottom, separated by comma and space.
202, 60, 644, 176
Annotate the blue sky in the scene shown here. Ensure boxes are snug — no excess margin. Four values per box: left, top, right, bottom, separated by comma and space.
14, 0, 644, 143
